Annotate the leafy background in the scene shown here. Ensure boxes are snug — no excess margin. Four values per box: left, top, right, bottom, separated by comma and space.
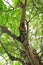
0, 0, 43, 65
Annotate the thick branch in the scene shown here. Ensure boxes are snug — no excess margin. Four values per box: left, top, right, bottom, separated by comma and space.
0, 41, 24, 65
19, 1, 40, 65
0, 26, 20, 42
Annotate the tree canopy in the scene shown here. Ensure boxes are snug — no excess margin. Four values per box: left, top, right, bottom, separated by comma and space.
0, 0, 43, 65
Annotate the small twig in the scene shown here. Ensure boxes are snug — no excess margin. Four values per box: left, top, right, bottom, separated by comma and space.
4, 0, 14, 8
2, 55, 8, 62
32, 0, 38, 9
26, 11, 43, 23
1, 0, 23, 12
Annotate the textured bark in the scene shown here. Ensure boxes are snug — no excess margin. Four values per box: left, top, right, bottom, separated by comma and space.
0, 0, 41, 65
19, 1, 40, 65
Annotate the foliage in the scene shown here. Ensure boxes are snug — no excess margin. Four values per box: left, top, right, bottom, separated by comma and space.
0, 0, 43, 65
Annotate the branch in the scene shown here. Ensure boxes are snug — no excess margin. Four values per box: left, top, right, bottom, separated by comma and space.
26, 11, 43, 23
1, 5, 17, 12
32, 0, 38, 9
26, 12, 38, 23
18, 0, 24, 8
4, 0, 23, 8
1, 0, 23, 12
0, 26, 20, 42
0, 41, 24, 65
19, 0, 23, 4
4, 0, 14, 8
25, 0, 27, 5
36, 36, 43, 39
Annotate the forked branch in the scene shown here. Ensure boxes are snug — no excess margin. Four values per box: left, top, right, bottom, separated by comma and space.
0, 26, 20, 42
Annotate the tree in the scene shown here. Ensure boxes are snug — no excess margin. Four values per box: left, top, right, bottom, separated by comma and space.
0, 0, 43, 65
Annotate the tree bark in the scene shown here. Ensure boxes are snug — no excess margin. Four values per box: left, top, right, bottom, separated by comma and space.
19, 1, 40, 65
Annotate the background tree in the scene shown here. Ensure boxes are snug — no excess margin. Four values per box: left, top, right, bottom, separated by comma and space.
0, 0, 43, 65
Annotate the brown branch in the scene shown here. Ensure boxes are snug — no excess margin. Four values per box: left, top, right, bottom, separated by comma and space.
19, 0, 23, 4
17, 0, 24, 8
0, 41, 24, 65
0, 26, 20, 42
19, 1, 41, 65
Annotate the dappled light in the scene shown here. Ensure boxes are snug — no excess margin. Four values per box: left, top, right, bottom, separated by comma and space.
0, 0, 43, 65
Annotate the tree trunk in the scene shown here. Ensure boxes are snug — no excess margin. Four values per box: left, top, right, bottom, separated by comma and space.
19, 2, 40, 65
